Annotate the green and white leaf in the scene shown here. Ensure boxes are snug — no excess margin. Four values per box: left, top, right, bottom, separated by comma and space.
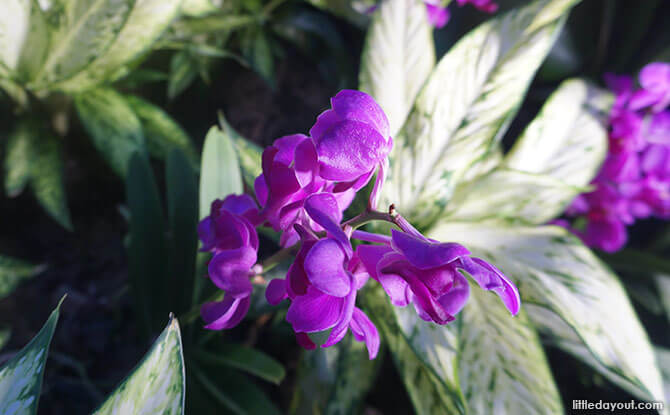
35, 0, 133, 85
199, 125, 243, 219
0, 300, 61, 415
0, 0, 49, 80
430, 221, 665, 403
75, 87, 146, 176
359, 0, 435, 136
181, 0, 221, 17
48, 0, 182, 92
361, 287, 466, 415
444, 168, 586, 224
504, 78, 610, 188
125, 94, 197, 166
305, 0, 373, 28
655, 274, 670, 324
93, 317, 185, 414
0, 255, 44, 300
167, 50, 198, 100
218, 113, 262, 189
381, 0, 578, 228
5, 118, 35, 197
657, 347, 670, 403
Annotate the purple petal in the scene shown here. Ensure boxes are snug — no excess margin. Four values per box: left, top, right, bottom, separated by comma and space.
266, 278, 288, 305
330, 90, 390, 139
272, 134, 309, 165
294, 138, 319, 187
349, 308, 380, 359
628, 89, 660, 111
647, 111, 670, 145
201, 296, 250, 330
304, 238, 352, 297
391, 230, 470, 269
309, 109, 342, 141
296, 332, 317, 350
208, 247, 256, 297
304, 193, 351, 255
198, 217, 216, 251
639, 62, 670, 94
425, 3, 450, 28
323, 286, 356, 348
315, 120, 388, 182
460, 257, 520, 315
254, 175, 268, 207
584, 217, 627, 253
368, 158, 387, 210
286, 286, 344, 332
221, 194, 258, 217
437, 272, 470, 316
357, 245, 411, 307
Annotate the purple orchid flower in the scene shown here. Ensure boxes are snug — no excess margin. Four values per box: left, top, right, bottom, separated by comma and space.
198, 194, 261, 330
456, 0, 498, 13
424, 1, 450, 28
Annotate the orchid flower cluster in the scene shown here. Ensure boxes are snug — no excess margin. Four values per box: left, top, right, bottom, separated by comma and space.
198, 90, 520, 359
557, 62, 670, 252
370, 0, 498, 29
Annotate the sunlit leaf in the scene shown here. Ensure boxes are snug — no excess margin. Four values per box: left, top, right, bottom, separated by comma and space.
93, 317, 185, 415
0, 299, 61, 415
181, 0, 221, 17
430, 221, 665, 403
199, 125, 243, 219
218, 113, 262, 190
359, 0, 435, 136
0, 0, 49, 80
381, 0, 579, 228
75, 87, 146, 176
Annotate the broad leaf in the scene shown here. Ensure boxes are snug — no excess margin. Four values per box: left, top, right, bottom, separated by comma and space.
459, 285, 562, 414
49, 0, 182, 92
305, 0, 373, 28
361, 287, 466, 415
290, 336, 380, 415
0, 0, 49, 80
0, 255, 44, 300
504, 78, 610, 188
35, 0, 133, 85
125, 95, 197, 166
445, 168, 586, 224
381, 0, 579, 228
167, 51, 198, 101
181, 0, 220, 17
75, 87, 146, 176
199, 125, 243, 219
5, 118, 35, 197
195, 345, 285, 385
93, 317, 185, 415
657, 347, 670, 403
0, 300, 61, 415
656, 274, 670, 324
359, 0, 435, 136
218, 113, 262, 190
430, 221, 665, 403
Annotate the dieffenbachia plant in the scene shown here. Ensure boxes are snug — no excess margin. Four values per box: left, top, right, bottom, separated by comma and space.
0, 300, 186, 414
0, 0, 196, 229
353, 0, 665, 412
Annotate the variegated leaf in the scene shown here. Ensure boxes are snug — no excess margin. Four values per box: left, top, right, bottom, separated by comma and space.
655, 274, 670, 324
181, 0, 221, 17
0, 300, 61, 415
381, 0, 578, 228
430, 221, 665, 403
460, 285, 562, 414
444, 168, 586, 224
657, 347, 670, 404
218, 113, 262, 190
93, 317, 185, 415
361, 287, 466, 415
74, 87, 146, 176
46, 0, 182, 92
504, 78, 610, 188
359, 0, 435, 137
34, 0, 133, 85
199, 125, 243, 219
0, 0, 49, 80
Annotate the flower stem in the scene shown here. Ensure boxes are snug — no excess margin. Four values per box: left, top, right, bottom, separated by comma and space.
351, 230, 391, 244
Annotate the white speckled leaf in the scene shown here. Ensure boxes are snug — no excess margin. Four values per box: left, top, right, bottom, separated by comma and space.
93, 317, 185, 415
657, 347, 670, 404
459, 285, 562, 414
0, 300, 61, 415
445, 168, 586, 224
504, 78, 610, 188
359, 0, 435, 136
0, 0, 49, 80
381, 0, 579, 228
51, 0, 182, 92
430, 221, 665, 403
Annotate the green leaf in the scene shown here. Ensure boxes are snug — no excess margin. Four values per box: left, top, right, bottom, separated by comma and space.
657, 346, 670, 403
126, 153, 169, 335
167, 51, 198, 100
242, 30, 274, 87
181, 0, 220, 17
305, 0, 373, 28
359, 0, 435, 137
47, 0, 182, 92
0, 0, 49, 80
656, 274, 670, 324
93, 317, 185, 415
0, 327, 9, 351
0, 254, 44, 300
290, 335, 381, 415
361, 287, 466, 415
445, 168, 586, 225
503, 78, 610, 190
0, 299, 61, 415
199, 125, 243, 219
125, 94, 198, 166
4, 118, 71, 229
459, 284, 562, 414
35, 0, 133, 85
381, 0, 579, 228
166, 149, 199, 315
218, 112, 262, 190
430, 221, 665, 403
75, 87, 146, 177
195, 345, 285, 384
